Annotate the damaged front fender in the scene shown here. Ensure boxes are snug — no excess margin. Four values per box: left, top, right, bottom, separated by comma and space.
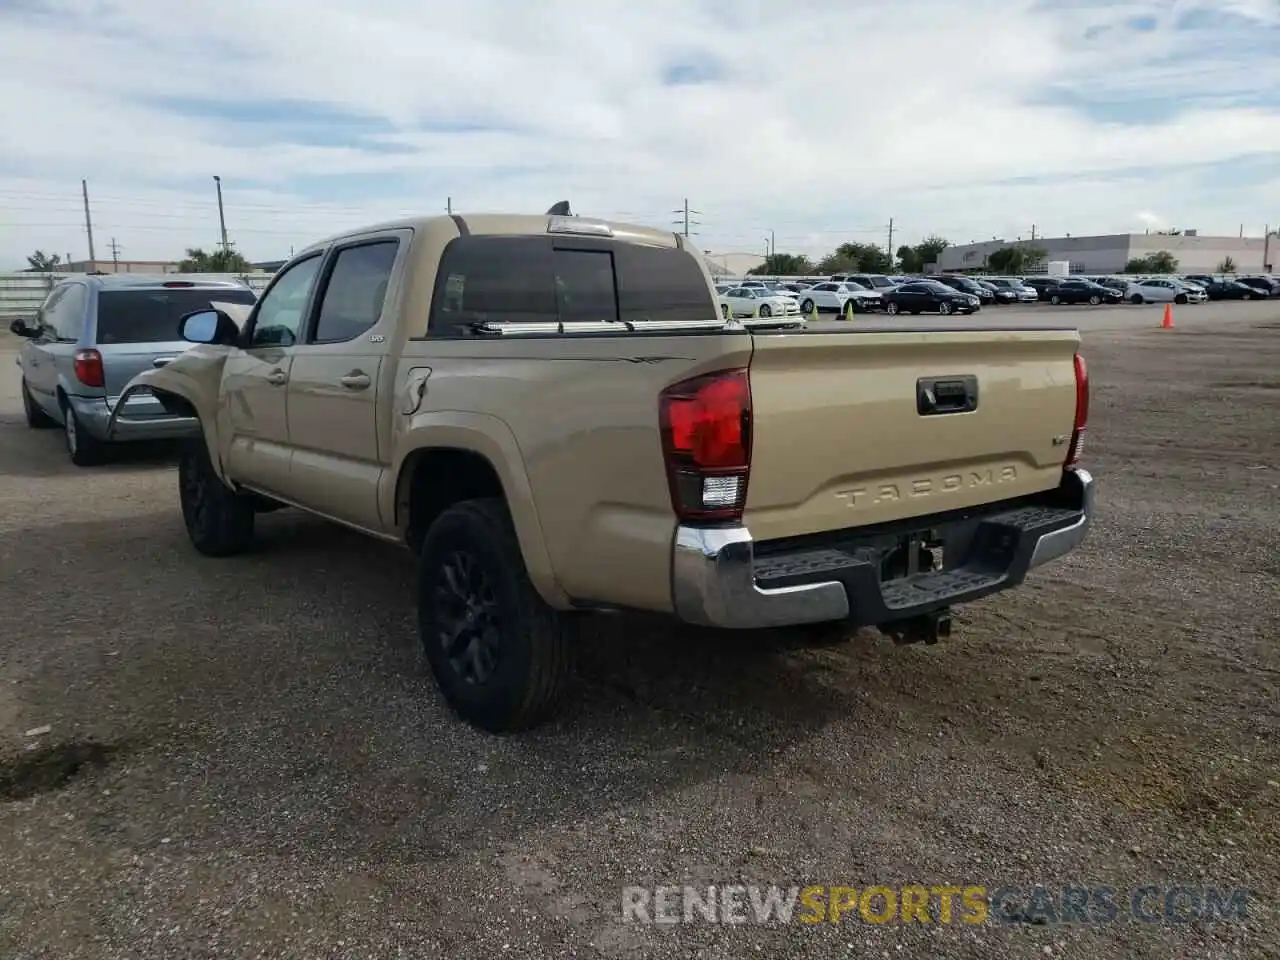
106, 343, 233, 476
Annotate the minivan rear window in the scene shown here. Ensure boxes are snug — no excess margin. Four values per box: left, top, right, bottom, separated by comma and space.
96, 288, 258, 344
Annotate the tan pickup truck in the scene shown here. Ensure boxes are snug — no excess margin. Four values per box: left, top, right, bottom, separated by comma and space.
110, 207, 1094, 732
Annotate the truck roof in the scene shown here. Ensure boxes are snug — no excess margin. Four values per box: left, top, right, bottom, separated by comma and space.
301, 213, 683, 258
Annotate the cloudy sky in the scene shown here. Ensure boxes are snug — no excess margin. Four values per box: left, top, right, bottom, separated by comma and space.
1, 0, 1277, 268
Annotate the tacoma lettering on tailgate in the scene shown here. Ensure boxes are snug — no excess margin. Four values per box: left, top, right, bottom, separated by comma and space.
836, 466, 1019, 508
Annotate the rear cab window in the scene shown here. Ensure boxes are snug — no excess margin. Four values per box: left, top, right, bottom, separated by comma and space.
95, 286, 258, 344
427, 236, 715, 337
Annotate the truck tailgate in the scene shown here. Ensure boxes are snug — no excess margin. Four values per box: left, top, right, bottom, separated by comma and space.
744, 326, 1081, 541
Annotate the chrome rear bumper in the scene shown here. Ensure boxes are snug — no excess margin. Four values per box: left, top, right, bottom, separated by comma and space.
672, 468, 1095, 630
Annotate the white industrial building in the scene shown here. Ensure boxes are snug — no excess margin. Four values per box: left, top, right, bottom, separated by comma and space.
934, 231, 1274, 275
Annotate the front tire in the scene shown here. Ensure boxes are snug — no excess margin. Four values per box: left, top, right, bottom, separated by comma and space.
885, 301, 900, 315
1089, 295, 1101, 305
179, 438, 255, 556
1175, 293, 1188, 305
1130, 294, 1144, 305
418, 498, 574, 733
21, 380, 56, 429
758, 303, 772, 318
938, 301, 953, 315
720, 303, 730, 319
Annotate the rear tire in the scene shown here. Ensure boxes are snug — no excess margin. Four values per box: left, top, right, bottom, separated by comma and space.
885, 302, 900, 315
1050, 294, 1061, 305
800, 298, 815, 315
22, 380, 57, 429
61, 398, 106, 466
1089, 295, 1101, 305
1130, 294, 1144, 305
720, 303, 730, 319
418, 498, 574, 733
179, 438, 255, 556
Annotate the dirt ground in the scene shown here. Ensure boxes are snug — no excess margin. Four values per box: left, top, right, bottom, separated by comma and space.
1, 304, 1277, 959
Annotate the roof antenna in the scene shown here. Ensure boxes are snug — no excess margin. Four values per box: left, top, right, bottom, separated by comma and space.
546, 200, 572, 216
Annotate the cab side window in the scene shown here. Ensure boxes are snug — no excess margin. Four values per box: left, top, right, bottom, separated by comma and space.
250, 255, 323, 347
311, 241, 400, 344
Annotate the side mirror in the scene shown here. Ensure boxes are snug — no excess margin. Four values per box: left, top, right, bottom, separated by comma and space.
180, 308, 239, 345
8, 317, 38, 338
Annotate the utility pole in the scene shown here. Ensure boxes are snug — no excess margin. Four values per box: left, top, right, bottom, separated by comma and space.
81, 179, 96, 265
671, 198, 701, 238
770, 229, 776, 258
886, 217, 894, 264
108, 237, 121, 271
1264, 224, 1271, 272
447, 196, 453, 215
213, 175, 229, 252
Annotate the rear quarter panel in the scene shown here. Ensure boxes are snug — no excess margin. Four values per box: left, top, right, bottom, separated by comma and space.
391, 333, 752, 612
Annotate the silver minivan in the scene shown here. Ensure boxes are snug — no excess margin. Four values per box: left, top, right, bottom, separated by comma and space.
11, 275, 258, 465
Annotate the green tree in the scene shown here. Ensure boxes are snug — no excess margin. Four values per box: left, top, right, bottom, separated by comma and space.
1217, 255, 1236, 273
748, 252, 813, 276
179, 245, 253, 273
817, 241, 891, 275
896, 235, 950, 273
986, 244, 1048, 275
26, 250, 62, 271
816, 252, 859, 274
1123, 251, 1178, 274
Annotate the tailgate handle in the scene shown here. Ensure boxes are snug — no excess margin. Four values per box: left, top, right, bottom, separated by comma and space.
917, 375, 978, 416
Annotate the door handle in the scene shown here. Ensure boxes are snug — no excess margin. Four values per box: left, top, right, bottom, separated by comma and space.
340, 371, 371, 390
266, 369, 288, 386
153, 356, 177, 368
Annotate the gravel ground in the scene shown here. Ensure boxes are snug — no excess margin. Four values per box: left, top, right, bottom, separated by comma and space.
1, 303, 1277, 959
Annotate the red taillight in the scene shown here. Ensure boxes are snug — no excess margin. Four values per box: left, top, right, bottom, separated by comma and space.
1065, 352, 1088, 466
73, 348, 104, 388
659, 369, 752, 523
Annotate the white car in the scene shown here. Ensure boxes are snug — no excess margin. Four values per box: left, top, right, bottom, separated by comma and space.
796, 281, 881, 317
717, 286, 802, 320
1125, 278, 1208, 305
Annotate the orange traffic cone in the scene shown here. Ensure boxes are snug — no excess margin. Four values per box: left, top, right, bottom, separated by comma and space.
1161, 303, 1174, 329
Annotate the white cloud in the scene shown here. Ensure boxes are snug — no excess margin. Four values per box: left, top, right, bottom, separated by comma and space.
0, 0, 1277, 266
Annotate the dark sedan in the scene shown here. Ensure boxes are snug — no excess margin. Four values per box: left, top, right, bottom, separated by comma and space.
883, 280, 979, 316
1203, 279, 1268, 300
1045, 279, 1125, 305
1237, 276, 1280, 296
932, 274, 994, 305
976, 279, 1017, 304
1021, 277, 1060, 301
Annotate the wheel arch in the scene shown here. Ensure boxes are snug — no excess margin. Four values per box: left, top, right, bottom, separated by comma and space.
389, 417, 568, 608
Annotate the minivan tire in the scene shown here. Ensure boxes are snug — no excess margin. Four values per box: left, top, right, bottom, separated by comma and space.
179, 438, 255, 556
61, 398, 106, 466
417, 498, 574, 733
22, 380, 57, 429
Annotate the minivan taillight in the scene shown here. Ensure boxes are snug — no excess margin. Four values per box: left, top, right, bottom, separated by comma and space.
659, 369, 751, 523
73, 348, 104, 388
1065, 352, 1088, 466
